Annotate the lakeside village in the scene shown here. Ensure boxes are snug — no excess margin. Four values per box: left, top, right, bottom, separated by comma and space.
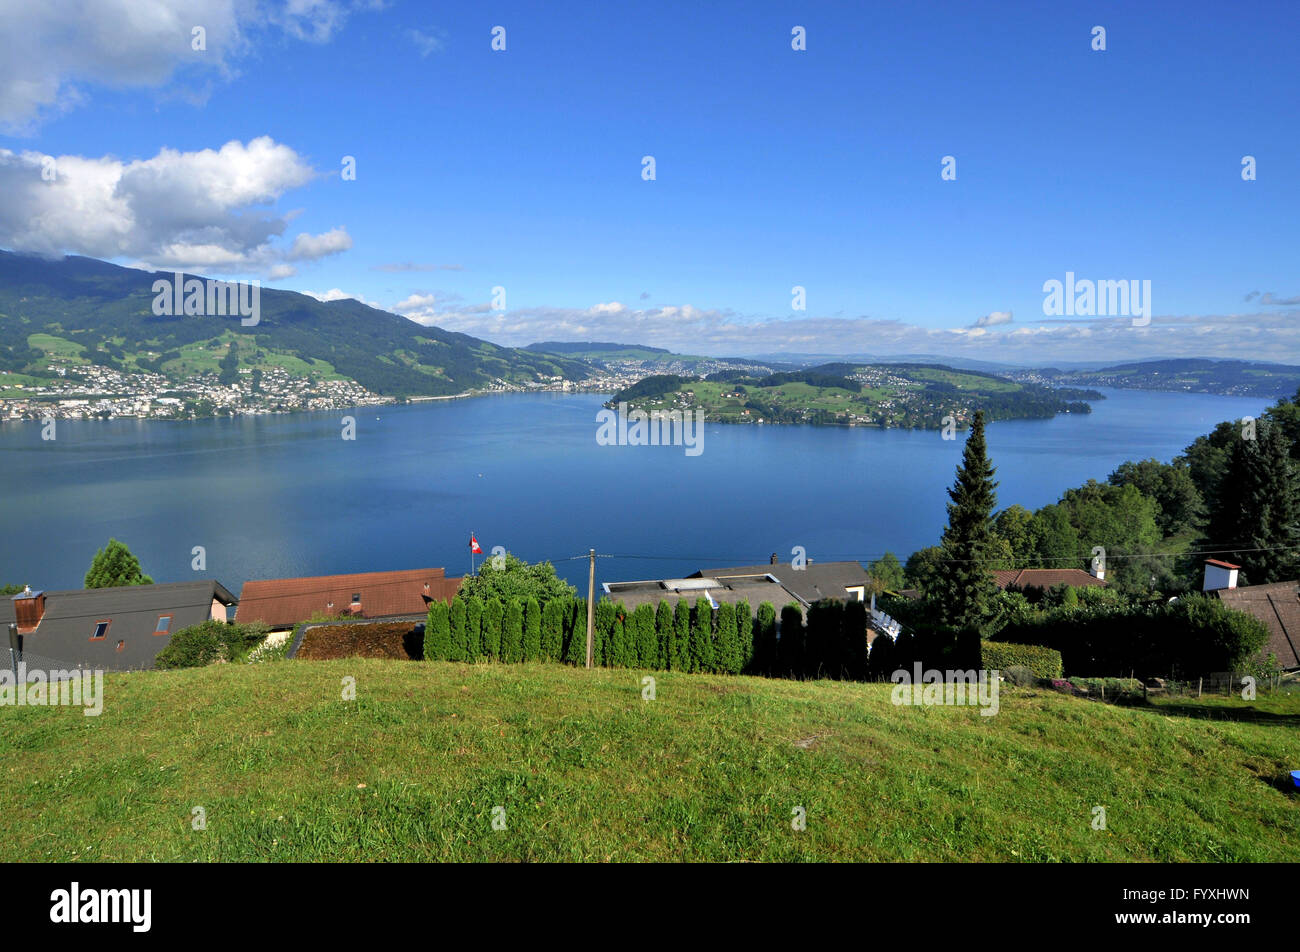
0, 349, 768, 423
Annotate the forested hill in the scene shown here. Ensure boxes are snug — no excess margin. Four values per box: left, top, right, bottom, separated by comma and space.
0, 251, 589, 397
1021, 359, 1300, 399
611, 362, 1099, 428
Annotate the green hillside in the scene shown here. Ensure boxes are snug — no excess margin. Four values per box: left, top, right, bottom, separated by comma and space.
613, 363, 1098, 428
1029, 359, 1300, 399
0, 252, 590, 397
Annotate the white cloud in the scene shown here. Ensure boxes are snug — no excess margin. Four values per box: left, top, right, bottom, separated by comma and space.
301, 286, 383, 308
0, 0, 383, 130
0, 138, 350, 276
972, 310, 1013, 328
383, 296, 1300, 364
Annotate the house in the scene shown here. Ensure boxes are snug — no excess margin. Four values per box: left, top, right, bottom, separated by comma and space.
235, 568, 461, 632
1201, 560, 1300, 671
603, 573, 796, 616
686, 557, 874, 606
0, 580, 237, 672
991, 567, 1108, 594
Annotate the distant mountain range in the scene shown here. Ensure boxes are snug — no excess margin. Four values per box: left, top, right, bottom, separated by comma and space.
1019, 359, 1300, 398
0, 252, 588, 397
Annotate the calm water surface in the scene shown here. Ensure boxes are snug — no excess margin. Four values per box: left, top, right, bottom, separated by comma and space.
0, 388, 1269, 592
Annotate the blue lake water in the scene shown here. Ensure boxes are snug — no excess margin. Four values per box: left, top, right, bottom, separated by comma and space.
0, 388, 1269, 594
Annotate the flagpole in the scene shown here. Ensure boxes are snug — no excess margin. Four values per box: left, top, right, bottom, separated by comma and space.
470, 530, 475, 575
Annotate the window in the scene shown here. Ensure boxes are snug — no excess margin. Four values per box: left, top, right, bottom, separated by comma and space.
154, 614, 173, 635
90, 620, 110, 640
351, 593, 361, 603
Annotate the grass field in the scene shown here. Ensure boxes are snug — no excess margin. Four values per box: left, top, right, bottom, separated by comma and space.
1, 660, 1296, 862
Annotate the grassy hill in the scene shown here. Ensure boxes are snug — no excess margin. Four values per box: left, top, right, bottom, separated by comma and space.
0, 252, 591, 397
613, 363, 1098, 428
1, 660, 1295, 861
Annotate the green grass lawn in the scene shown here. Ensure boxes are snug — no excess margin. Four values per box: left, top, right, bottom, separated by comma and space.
1, 661, 1296, 861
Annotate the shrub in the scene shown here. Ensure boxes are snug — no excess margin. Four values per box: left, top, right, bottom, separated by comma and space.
752, 602, 778, 675
734, 599, 753, 671
154, 620, 267, 669
655, 601, 674, 668
671, 600, 691, 671
777, 603, 804, 677
980, 641, 1063, 680
633, 604, 657, 667
502, 599, 524, 662
563, 598, 588, 665
425, 601, 452, 661
449, 596, 468, 662
482, 600, 504, 661
844, 600, 869, 680
541, 598, 564, 661
690, 597, 715, 673
594, 600, 617, 667
523, 597, 542, 661
465, 600, 482, 663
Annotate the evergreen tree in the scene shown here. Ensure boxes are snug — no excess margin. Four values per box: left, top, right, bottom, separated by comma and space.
482, 599, 504, 660
632, 604, 657, 667
733, 599, 753, 672
523, 597, 542, 661
424, 601, 452, 661
671, 600, 691, 671
867, 628, 895, 681
448, 596, 468, 662
753, 602, 778, 674
714, 602, 739, 674
563, 599, 588, 665
690, 597, 715, 673
541, 598, 564, 661
777, 603, 804, 677
654, 601, 674, 668
594, 600, 617, 667
1203, 421, 1300, 584
933, 411, 1001, 633
465, 600, 482, 663
502, 599, 524, 662
84, 538, 153, 588
844, 600, 869, 680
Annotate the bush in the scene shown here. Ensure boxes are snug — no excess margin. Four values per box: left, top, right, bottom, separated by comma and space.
777, 603, 804, 677
734, 599, 753, 671
154, 620, 267, 669
502, 599, 524, 662
715, 602, 740, 674
690, 597, 714, 673
523, 597, 542, 661
980, 641, 1064, 680
482, 600, 504, 661
671, 600, 691, 671
465, 601, 482, 663
541, 599, 564, 661
632, 603, 657, 667
425, 601, 452, 661
752, 602, 778, 675
655, 601, 674, 668
449, 596, 468, 662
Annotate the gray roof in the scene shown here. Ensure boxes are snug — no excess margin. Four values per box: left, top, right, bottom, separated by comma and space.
603, 575, 795, 614
689, 561, 871, 606
0, 581, 237, 672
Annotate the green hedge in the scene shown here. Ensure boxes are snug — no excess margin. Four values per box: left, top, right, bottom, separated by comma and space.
980, 641, 1064, 680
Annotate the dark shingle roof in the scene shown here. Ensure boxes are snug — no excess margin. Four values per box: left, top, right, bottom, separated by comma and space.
0, 581, 236, 672
1214, 582, 1300, 670
689, 562, 871, 606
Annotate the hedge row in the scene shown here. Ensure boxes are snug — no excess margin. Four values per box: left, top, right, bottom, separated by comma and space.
979, 641, 1064, 680
427, 595, 762, 673
993, 594, 1270, 678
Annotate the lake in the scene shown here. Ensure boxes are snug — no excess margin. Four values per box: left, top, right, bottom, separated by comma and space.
0, 388, 1269, 594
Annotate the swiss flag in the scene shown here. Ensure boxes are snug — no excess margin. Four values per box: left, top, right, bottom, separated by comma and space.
470, 535, 483, 554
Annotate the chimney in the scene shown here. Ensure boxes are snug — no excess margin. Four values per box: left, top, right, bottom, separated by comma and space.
1202, 559, 1239, 592
1089, 555, 1105, 581
12, 585, 46, 633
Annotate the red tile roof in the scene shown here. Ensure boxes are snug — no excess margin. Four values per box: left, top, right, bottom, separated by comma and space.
236, 569, 460, 628
1213, 582, 1300, 670
991, 568, 1107, 590
1205, 559, 1241, 570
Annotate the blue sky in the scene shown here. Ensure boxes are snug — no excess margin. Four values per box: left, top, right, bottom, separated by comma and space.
1, 0, 1297, 361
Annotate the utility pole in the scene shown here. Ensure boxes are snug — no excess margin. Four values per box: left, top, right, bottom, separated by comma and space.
585, 548, 596, 669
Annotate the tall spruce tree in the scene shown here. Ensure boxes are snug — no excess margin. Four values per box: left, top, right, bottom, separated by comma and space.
933, 411, 1001, 633
1203, 420, 1300, 584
